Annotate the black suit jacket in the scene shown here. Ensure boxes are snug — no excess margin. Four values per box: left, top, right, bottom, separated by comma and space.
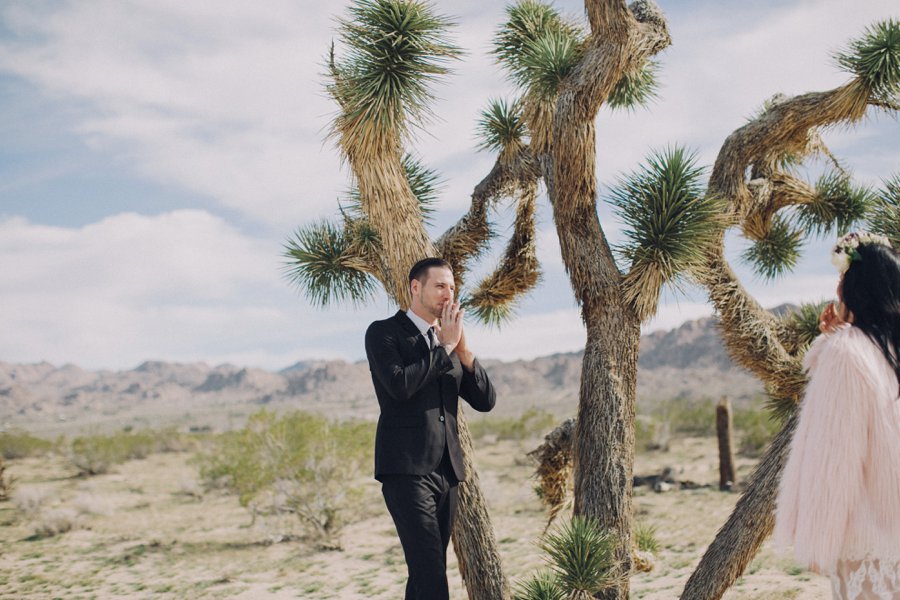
365, 310, 496, 481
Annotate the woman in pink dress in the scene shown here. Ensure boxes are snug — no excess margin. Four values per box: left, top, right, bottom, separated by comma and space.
774, 232, 900, 600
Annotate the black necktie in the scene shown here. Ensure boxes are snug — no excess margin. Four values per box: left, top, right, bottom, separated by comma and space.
427, 327, 437, 350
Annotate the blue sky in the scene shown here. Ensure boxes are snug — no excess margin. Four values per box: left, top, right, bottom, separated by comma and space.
0, 0, 897, 370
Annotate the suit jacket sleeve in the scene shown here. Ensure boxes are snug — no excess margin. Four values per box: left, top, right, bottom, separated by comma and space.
459, 357, 496, 413
365, 320, 454, 404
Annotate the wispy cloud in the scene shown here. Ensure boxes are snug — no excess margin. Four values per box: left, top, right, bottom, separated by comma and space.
0, 211, 386, 369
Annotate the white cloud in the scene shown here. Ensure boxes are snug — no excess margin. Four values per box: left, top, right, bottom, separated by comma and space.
1, 0, 895, 230
0, 211, 385, 369
0, 0, 348, 227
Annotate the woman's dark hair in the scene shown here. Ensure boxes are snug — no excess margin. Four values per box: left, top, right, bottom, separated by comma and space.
841, 242, 900, 394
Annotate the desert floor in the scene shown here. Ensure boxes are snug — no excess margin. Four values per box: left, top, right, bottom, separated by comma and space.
0, 434, 829, 599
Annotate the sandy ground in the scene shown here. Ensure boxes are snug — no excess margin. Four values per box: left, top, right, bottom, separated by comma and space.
0, 436, 830, 599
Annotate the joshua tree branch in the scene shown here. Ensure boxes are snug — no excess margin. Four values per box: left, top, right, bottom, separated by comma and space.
436, 147, 539, 285
710, 83, 876, 220
467, 184, 541, 319
743, 171, 817, 240
681, 412, 799, 599
696, 246, 806, 403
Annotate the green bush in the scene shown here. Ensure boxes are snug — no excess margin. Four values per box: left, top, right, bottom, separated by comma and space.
469, 408, 557, 441
0, 429, 56, 459
196, 410, 374, 548
69, 428, 193, 476
69, 430, 153, 475
652, 397, 717, 437
733, 405, 781, 457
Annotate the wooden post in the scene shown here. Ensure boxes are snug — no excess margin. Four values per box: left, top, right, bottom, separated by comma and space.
716, 397, 736, 491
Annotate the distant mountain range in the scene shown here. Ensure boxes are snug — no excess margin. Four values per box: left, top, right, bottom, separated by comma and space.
1, 308, 790, 435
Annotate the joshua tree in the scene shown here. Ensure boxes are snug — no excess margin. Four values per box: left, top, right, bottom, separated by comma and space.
530, 16, 899, 600
287, 2, 899, 600
285, 2, 542, 597
678, 18, 899, 600
285, 0, 690, 596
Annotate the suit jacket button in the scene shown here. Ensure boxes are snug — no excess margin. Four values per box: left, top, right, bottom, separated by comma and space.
439, 415, 445, 422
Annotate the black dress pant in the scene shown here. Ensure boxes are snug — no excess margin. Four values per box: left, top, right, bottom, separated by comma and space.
380, 453, 459, 600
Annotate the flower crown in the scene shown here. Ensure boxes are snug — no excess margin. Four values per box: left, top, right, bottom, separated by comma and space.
831, 231, 893, 274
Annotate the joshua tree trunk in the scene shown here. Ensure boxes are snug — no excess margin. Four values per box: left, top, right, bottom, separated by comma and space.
452, 416, 511, 600
542, 2, 670, 597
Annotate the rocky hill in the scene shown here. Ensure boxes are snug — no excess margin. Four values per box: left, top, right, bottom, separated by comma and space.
0, 309, 780, 435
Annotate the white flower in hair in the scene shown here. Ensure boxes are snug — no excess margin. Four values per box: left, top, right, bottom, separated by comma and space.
831, 231, 893, 274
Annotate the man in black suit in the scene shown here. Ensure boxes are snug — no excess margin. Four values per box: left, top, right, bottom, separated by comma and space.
365, 257, 496, 600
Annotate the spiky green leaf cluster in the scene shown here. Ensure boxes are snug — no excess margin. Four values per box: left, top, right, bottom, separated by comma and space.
611, 147, 725, 297
464, 297, 515, 328
781, 301, 828, 353
836, 19, 900, 103
400, 153, 441, 221
344, 153, 441, 224
513, 570, 566, 600
477, 98, 527, 153
742, 216, 803, 279
329, 0, 462, 146
795, 171, 872, 237
494, 0, 585, 99
868, 175, 900, 247
283, 221, 377, 306
540, 516, 621, 594
607, 60, 660, 111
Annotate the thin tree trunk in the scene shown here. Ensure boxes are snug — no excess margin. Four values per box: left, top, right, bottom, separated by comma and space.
716, 397, 736, 491
681, 413, 797, 599
541, 4, 669, 597
574, 312, 641, 599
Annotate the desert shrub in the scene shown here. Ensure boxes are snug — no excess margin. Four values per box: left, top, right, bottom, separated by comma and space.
71, 493, 113, 516
0, 428, 55, 459
32, 507, 78, 538
196, 409, 374, 548
634, 416, 670, 453
733, 405, 781, 457
12, 486, 48, 517
469, 408, 557, 441
69, 429, 158, 475
654, 397, 718, 437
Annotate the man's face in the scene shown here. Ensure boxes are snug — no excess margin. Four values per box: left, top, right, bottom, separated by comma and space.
411, 267, 455, 320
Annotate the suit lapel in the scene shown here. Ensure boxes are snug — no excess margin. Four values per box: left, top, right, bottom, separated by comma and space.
393, 310, 430, 356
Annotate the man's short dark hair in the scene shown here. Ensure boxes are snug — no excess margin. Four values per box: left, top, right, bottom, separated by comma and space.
409, 257, 452, 284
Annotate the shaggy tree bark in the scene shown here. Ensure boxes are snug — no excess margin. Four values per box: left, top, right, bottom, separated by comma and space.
541, 2, 670, 597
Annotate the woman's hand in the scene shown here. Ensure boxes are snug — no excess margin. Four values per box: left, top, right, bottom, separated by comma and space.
818, 302, 845, 333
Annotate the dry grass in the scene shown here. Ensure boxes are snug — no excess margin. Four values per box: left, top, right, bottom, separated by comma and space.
0, 433, 832, 599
